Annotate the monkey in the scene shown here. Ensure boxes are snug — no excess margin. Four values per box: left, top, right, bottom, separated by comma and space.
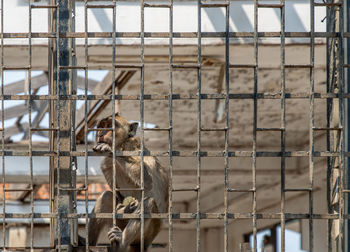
88, 113, 169, 252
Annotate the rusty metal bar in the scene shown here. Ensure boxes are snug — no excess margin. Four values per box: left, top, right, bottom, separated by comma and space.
338, 0, 346, 249
0, 150, 347, 158
53, 0, 76, 250
2, 31, 350, 38
1, 212, 350, 220
224, 0, 230, 251
197, 1, 202, 251
28, 2, 35, 250
83, 0, 89, 250
1, 0, 5, 249
144, 3, 171, 8
252, 0, 258, 251
4, 92, 350, 101
309, 0, 315, 250
168, 0, 174, 251
111, 0, 118, 251
280, 0, 286, 251
257, 3, 284, 8
140, 0, 146, 250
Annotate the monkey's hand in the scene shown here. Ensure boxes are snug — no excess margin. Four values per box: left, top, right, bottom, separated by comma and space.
93, 143, 112, 153
108, 226, 122, 244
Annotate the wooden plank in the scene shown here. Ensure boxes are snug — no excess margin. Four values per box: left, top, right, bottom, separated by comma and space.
76, 76, 99, 91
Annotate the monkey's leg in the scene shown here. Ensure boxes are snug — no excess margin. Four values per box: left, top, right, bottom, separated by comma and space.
108, 197, 161, 252
88, 190, 124, 246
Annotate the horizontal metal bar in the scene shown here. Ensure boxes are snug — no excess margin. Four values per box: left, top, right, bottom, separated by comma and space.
4, 188, 33, 192
227, 188, 255, 192
0, 150, 343, 157
31, 128, 58, 132
58, 187, 87, 192
201, 127, 228, 131
256, 128, 285, 131
144, 127, 170, 131
0, 212, 345, 220
172, 186, 200, 192
343, 64, 350, 68
2, 32, 349, 39
86, 4, 115, 8
144, 3, 171, 8
313, 127, 342, 131
87, 127, 113, 131
2, 92, 350, 101
257, 3, 284, 8
285, 64, 313, 68
115, 188, 144, 191
200, 3, 229, 8
314, 2, 342, 7
171, 64, 200, 69
284, 188, 312, 192
31, 4, 57, 9
114, 64, 143, 69
59, 65, 86, 70
342, 189, 350, 193
2, 66, 31, 70
229, 64, 256, 68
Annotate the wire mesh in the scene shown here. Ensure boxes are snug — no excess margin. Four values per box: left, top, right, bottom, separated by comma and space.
0, 0, 347, 252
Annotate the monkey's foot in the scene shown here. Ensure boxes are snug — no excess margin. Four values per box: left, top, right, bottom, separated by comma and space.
93, 143, 112, 153
108, 226, 122, 244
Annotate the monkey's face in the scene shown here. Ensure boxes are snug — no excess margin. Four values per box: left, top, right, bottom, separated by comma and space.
93, 114, 138, 152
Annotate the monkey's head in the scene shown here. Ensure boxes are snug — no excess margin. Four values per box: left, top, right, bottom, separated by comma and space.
93, 113, 139, 152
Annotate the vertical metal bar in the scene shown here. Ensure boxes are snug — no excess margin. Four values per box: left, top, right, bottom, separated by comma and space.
280, 1, 286, 252
168, 0, 174, 251
196, 1, 202, 252
338, 0, 345, 250
83, 0, 89, 250
252, 0, 258, 251
54, 0, 74, 250
224, 0, 230, 252
309, 0, 315, 251
111, 0, 117, 250
326, 3, 336, 251
28, 1, 34, 250
140, 0, 145, 250
346, 0, 350, 249
1, 0, 4, 249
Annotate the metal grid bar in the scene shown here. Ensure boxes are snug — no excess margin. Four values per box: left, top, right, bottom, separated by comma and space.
252, 0, 258, 250
83, 0, 89, 250
1, 0, 4, 248
168, 0, 174, 252
140, 0, 146, 251
1, 31, 350, 38
28, 2, 34, 250
197, 1, 202, 251
309, 0, 315, 250
0, 1, 347, 251
280, 0, 287, 251
224, 0, 230, 251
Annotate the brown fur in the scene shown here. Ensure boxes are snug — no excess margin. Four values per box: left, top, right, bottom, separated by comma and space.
89, 114, 169, 252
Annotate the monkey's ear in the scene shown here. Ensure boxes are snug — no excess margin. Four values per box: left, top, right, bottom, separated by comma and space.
129, 122, 138, 137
